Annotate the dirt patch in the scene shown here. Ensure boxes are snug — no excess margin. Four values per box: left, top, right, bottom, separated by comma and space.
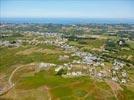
106, 80, 123, 100
16, 48, 62, 55
44, 86, 51, 100
16, 48, 38, 55
0, 86, 50, 100
106, 80, 123, 91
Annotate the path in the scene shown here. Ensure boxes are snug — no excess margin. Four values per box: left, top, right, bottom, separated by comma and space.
105, 80, 123, 100
0, 65, 25, 96
44, 86, 51, 100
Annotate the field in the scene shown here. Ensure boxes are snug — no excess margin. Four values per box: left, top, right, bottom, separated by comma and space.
0, 66, 118, 100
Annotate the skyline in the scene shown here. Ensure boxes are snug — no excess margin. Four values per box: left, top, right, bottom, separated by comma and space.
0, 0, 134, 18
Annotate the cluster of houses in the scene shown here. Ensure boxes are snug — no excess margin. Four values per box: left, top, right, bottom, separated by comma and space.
66, 71, 82, 77
44, 38, 67, 46
1, 31, 129, 84
111, 60, 128, 83
25, 33, 130, 84
60, 44, 78, 52
54, 59, 128, 84
22, 32, 68, 47
0, 34, 12, 38
0, 40, 22, 47
22, 39, 46, 46
73, 51, 98, 64
57, 41, 128, 83
41, 34, 129, 84
36, 62, 56, 72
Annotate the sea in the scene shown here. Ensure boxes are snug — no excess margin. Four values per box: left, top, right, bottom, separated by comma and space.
0, 18, 134, 24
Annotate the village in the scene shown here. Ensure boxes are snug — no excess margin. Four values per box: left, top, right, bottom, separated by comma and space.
0, 23, 134, 99
0, 30, 130, 84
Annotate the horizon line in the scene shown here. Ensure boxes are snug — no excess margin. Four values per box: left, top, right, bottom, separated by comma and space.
1, 17, 134, 19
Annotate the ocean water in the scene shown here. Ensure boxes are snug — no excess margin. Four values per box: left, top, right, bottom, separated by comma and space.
0, 18, 134, 24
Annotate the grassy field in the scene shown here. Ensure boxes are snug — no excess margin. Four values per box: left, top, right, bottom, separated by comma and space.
2, 66, 133, 100
1, 67, 118, 100
0, 44, 71, 73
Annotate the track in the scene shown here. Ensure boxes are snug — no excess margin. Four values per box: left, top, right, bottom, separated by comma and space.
0, 65, 24, 96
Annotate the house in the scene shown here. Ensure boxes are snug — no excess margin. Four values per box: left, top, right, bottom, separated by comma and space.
55, 66, 63, 72
100, 63, 105, 67
0, 87, 3, 94
0, 40, 21, 47
97, 73, 102, 77
72, 72, 77, 76
121, 79, 127, 83
97, 71, 107, 79
37, 63, 56, 71
122, 71, 128, 77
112, 70, 116, 75
112, 77, 118, 82
66, 72, 72, 76
117, 39, 126, 46
55, 65, 67, 75
59, 55, 69, 61
72, 71, 82, 76
112, 60, 125, 71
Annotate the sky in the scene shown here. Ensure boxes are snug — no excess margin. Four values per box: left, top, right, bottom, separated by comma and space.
0, 0, 134, 18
